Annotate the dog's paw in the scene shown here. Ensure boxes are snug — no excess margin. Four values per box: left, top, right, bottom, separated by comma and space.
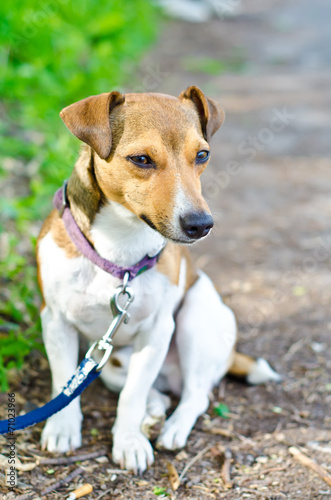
156, 416, 190, 451
141, 412, 165, 441
141, 390, 171, 440
112, 428, 154, 474
41, 405, 82, 453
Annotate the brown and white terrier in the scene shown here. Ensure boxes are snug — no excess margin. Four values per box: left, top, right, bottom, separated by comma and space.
37, 86, 280, 474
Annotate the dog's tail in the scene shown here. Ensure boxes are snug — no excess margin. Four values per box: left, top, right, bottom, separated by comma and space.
227, 351, 281, 384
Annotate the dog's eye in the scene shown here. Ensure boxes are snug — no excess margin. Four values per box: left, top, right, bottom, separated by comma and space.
196, 150, 210, 163
128, 155, 154, 168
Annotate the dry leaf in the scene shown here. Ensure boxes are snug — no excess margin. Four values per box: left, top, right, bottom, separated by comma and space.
211, 445, 224, 459
0, 453, 37, 471
167, 461, 180, 491
175, 450, 188, 461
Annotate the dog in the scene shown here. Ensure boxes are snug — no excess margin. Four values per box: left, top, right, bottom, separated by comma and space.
37, 86, 280, 474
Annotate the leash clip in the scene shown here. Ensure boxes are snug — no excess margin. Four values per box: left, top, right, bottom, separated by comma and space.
86, 272, 134, 371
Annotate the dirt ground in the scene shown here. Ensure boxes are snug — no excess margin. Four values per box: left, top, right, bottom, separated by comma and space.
1, 0, 331, 498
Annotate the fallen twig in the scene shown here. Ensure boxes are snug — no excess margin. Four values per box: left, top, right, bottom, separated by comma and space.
13, 494, 35, 500
37, 448, 108, 466
241, 464, 289, 484
289, 446, 331, 486
0, 471, 31, 490
247, 465, 288, 478
307, 441, 331, 455
178, 444, 212, 482
238, 488, 286, 498
40, 466, 85, 496
94, 472, 125, 499
0, 453, 36, 471
203, 424, 256, 446
284, 338, 306, 361
95, 485, 116, 500
218, 379, 226, 400
99, 468, 130, 475
191, 484, 216, 498
207, 427, 234, 438
221, 448, 233, 489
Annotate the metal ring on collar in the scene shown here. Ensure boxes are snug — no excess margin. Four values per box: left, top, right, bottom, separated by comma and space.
59, 179, 69, 217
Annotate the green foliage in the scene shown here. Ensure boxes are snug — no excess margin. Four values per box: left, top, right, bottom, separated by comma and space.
0, 234, 44, 390
0, 0, 160, 388
0, 0, 159, 219
153, 486, 169, 496
213, 402, 230, 418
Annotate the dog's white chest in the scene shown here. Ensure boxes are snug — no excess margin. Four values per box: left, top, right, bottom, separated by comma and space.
39, 232, 183, 345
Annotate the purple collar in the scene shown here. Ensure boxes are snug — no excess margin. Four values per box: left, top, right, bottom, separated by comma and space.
53, 181, 165, 281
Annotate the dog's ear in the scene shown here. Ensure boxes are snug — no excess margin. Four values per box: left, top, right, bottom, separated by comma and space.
179, 86, 224, 141
60, 91, 125, 159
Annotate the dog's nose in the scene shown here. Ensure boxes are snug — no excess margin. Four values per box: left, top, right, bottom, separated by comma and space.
180, 212, 214, 239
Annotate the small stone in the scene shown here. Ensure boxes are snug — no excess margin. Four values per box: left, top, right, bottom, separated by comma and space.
95, 456, 109, 464
245, 454, 255, 466
274, 432, 285, 442
310, 341, 326, 353
300, 410, 310, 418
136, 480, 149, 487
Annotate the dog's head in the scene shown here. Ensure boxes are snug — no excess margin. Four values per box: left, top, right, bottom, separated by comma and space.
60, 86, 224, 244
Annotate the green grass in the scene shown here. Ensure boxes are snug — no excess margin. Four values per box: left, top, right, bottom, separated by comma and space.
0, 0, 160, 390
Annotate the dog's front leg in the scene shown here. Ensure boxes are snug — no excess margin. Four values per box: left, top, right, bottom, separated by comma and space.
112, 316, 175, 474
40, 306, 83, 452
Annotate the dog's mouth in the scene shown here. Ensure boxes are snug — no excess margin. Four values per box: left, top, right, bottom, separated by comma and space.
139, 212, 213, 245
166, 236, 201, 245
167, 230, 213, 245
139, 214, 159, 232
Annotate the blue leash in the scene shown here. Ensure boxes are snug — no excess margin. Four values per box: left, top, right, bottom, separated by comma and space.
0, 273, 135, 435
0, 358, 100, 434
0, 182, 141, 436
